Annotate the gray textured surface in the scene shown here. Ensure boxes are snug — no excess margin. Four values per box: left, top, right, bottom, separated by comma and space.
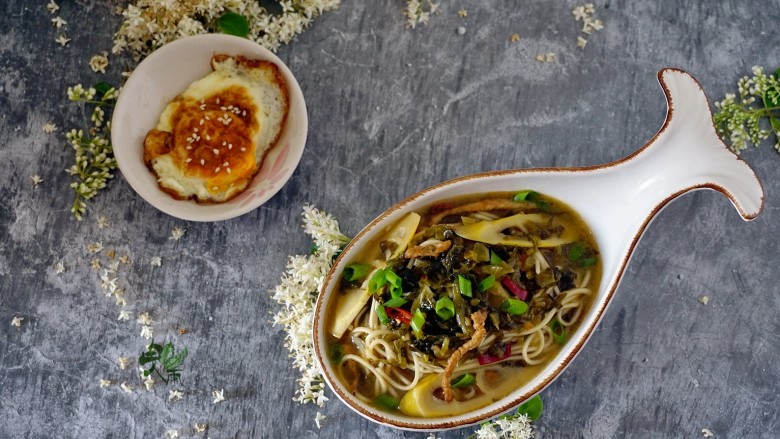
1, 1, 779, 438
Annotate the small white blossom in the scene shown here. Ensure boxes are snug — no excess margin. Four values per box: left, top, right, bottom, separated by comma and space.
120, 381, 133, 393
90, 258, 101, 271
11, 316, 24, 328
118, 357, 130, 370
51, 16, 66, 28
169, 226, 186, 241
99, 379, 112, 388
140, 325, 154, 339
136, 312, 153, 325
212, 389, 225, 404
118, 310, 131, 321
46, 0, 59, 14
119, 254, 130, 264
166, 429, 179, 439
314, 412, 326, 429
150, 256, 162, 267
55, 34, 71, 46
168, 389, 184, 401
97, 215, 109, 229
31, 175, 43, 187
54, 262, 65, 274
698, 295, 710, 305
577, 36, 588, 49
193, 423, 208, 433
702, 428, 715, 438
143, 375, 155, 391
89, 53, 109, 73
87, 242, 104, 253
42, 122, 57, 133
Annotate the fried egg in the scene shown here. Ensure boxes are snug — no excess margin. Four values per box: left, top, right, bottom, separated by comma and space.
143, 54, 289, 203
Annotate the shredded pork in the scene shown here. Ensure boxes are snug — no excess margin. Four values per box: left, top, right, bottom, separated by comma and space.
441, 310, 488, 402
404, 239, 452, 259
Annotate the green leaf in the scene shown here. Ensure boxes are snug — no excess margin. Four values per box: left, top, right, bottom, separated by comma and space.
517, 395, 544, 420
160, 342, 173, 362
218, 12, 250, 38
163, 347, 189, 371
568, 242, 586, 261
93, 82, 112, 96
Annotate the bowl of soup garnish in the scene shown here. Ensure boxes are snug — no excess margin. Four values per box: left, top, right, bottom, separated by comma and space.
112, 34, 307, 222
313, 69, 763, 430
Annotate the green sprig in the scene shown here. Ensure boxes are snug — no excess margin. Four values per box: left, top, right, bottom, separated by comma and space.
139, 340, 189, 385
713, 66, 780, 154
65, 83, 119, 220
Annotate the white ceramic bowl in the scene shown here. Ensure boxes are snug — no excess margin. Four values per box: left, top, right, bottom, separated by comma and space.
313, 69, 764, 430
112, 34, 307, 222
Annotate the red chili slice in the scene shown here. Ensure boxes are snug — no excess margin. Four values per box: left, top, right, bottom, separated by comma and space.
386, 307, 412, 325
501, 276, 529, 301
477, 344, 511, 365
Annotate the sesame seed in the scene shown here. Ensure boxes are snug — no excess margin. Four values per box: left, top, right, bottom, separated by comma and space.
204, 115, 210, 120
240, 147, 246, 152
222, 141, 227, 146
220, 106, 227, 111
223, 162, 229, 166
242, 110, 246, 116
213, 149, 219, 155
213, 186, 218, 190
199, 105, 206, 110
199, 119, 204, 125
226, 168, 232, 174
228, 143, 233, 149
186, 146, 192, 150
227, 105, 233, 110
216, 98, 220, 104
200, 159, 205, 165
205, 135, 211, 140
185, 158, 192, 163
215, 167, 221, 173
187, 137, 194, 143
194, 128, 198, 133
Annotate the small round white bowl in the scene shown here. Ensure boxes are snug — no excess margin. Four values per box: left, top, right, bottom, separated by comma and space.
112, 34, 307, 222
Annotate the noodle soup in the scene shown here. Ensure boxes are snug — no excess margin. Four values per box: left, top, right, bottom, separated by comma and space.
325, 191, 601, 417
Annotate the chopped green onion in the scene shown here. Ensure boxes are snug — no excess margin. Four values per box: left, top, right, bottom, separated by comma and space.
376, 305, 390, 325
513, 190, 538, 202
489, 251, 504, 265
410, 309, 426, 335
435, 297, 455, 320
368, 268, 387, 293
450, 373, 475, 388
385, 269, 403, 297
517, 394, 544, 420
458, 274, 473, 298
579, 256, 597, 267
383, 296, 408, 308
550, 319, 566, 344
478, 275, 495, 292
500, 298, 529, 315
344, 263, 371, 281
385, 269, 402, 288
373, 394, 400, 411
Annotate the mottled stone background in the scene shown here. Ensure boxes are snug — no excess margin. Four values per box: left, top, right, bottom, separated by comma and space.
1, 1, 778, 438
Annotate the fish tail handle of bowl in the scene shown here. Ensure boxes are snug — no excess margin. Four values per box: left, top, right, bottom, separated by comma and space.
604, 68, 764, 227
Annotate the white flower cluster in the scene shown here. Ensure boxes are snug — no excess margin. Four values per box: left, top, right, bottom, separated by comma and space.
271, 205, 348, 407
65, 84, 120, 220
476, 414, 535, 439
112, 0, 340, 59
403, 0, 440, 29
714, 65, 780, 154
